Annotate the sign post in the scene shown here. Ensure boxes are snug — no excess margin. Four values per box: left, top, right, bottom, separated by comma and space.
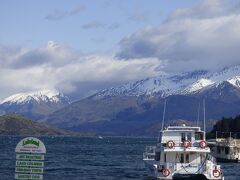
15, 137, 46, 180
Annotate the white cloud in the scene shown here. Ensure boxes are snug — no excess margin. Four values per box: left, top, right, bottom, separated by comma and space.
117, 0, 240, 73
2, 0, 240, 100
0, 41, 162, 100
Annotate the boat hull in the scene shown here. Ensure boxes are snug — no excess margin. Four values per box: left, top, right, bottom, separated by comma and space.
173, 174, 208, 180
143, 161, 220, 180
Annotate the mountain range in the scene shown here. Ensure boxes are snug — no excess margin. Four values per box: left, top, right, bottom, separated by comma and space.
2, 65, 240, 136
95, 66, 240, 99
44, 65, 240, 136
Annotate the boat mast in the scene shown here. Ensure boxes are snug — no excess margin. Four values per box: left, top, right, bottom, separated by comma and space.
161, 99, 167, 131
203, 99, 206, 139
197, 101, 200, 126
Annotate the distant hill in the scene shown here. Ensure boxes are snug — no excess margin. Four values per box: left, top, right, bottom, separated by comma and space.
0, 113, 77, 136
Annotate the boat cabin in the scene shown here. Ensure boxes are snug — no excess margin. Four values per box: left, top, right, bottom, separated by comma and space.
160, 125, 205, 144
210, 135, 240, 162
154, 125, 211, 175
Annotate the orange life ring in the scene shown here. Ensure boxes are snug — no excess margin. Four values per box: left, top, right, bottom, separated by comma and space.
199, 140, 207, 148
167, 140, 175, 149
183, 140, 192, 148
212, 166, 221, 178
162, 168, 171, 177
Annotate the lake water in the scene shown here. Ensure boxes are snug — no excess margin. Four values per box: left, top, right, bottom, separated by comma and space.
0, 136, 240, 180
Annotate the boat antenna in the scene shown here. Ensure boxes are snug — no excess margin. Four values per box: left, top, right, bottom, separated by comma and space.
203, 99, 206, 132
161, 99, 167, 131
197, 101, 200, 126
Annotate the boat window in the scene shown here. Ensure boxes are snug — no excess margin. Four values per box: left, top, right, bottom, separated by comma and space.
181, 133, 186, 142
195, 132, 203, 140
217, 146, 221, 154
180, 154, 184, 163
185, 154, 189, 163
225, 147, 230, 155
164, 153, 166, 162
187, 133, 191, 141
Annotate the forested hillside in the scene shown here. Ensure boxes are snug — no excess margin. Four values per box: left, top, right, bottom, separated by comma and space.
208, 115, 240, 138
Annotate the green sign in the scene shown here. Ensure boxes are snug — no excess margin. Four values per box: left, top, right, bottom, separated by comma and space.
15, 167, 43, 174
15, 137, 46, 179
23, 139, 40, 147
16, 154, 44, 161
16, 161, 44, 167
15, 137, 46, 154
15, 173, 43, 180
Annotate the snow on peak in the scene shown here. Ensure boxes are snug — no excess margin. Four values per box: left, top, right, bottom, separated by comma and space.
183, 79, 215, 94
1, 89, 68, 105
95, 65, 240, 98
227, 76, 240, 88
96, 72, 208, 97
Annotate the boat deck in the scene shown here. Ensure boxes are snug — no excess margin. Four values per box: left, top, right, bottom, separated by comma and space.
216, 138, 240, 147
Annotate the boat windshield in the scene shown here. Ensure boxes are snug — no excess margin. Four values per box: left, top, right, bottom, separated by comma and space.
195, 132, 204, 140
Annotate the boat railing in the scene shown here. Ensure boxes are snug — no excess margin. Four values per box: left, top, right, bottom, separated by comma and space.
162, 140, 207, 148
176, 162, 207, 173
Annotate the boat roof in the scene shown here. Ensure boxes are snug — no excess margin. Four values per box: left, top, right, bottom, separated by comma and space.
163, 125, 203, 132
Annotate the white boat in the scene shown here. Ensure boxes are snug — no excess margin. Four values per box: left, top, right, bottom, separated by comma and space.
209, 132, 240, 163
143, 124, 224, 179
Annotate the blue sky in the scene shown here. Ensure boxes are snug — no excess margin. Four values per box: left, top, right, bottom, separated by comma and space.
0, 0, 199, 52
1, 0, 240, 100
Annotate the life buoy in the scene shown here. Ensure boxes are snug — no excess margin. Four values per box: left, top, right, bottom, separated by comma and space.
199, 140, 207, 149
212, 166, 221, 178
167, 140, 175, 149
162, 168, 171, 177
183, 140, 192, 148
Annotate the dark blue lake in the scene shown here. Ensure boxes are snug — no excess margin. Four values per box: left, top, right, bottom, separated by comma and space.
0, 136, 240, 179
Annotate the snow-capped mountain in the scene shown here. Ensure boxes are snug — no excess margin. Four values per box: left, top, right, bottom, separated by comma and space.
45, 65, 240, 136
0, 90, 70, 120
1, 90, 69, 105
95, 66, 240, 98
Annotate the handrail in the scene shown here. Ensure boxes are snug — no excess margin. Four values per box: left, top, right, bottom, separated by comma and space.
161, 140, 207, 148
158, 162, 204, 166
